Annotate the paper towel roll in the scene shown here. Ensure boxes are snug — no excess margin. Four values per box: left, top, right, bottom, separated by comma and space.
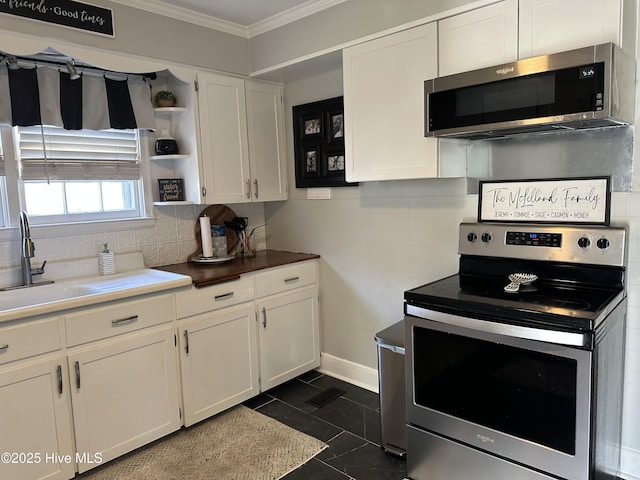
200, 216, 213, 257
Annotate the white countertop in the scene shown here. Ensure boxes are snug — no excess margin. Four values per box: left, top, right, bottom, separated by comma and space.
0, 254, 192, 324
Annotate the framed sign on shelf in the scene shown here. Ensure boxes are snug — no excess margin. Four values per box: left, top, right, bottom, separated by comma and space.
293, 96, 357, 188
478, 177, 610, 225
158, 178, 186, 202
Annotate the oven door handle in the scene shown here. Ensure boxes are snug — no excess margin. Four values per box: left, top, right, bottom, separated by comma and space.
406, 305, 590, 348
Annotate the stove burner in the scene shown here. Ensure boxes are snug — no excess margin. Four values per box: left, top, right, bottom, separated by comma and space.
522, 294, 591, 311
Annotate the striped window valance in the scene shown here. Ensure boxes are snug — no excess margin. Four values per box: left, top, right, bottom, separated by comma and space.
18, 126, 140, 181
0, 64, 154, 131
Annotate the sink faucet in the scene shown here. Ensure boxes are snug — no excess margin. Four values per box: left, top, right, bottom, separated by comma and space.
18, 211, 51, 288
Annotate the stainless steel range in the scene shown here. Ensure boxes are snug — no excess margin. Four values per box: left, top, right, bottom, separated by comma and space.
404, 222, 627, 480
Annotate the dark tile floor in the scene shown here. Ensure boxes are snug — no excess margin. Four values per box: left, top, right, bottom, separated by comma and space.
244, 370, 407, 480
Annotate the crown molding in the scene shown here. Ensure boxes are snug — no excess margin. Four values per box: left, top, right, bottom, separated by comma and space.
109, 0, 250, 37
248, 0, 348, 37
109, 0, 347, 38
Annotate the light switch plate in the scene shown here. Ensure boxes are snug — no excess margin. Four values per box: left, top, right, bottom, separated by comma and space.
306, 188, 331, 200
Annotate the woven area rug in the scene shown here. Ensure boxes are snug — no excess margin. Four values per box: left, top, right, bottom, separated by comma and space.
79, 405, 327, 480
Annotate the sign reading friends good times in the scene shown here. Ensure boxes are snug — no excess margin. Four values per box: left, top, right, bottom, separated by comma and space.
479, 177, 610, 225
0, 0, 114, 37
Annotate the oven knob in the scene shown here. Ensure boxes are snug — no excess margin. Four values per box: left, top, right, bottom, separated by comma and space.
467, 232, 478, 243
481, 233, 492, 243
578, 237, 591, 248
597, 238, 610, 250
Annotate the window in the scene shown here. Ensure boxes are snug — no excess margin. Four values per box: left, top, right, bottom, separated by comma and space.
16, 126, 143, 224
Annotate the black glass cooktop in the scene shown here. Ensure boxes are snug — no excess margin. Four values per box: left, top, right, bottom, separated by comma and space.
404, 273, 624, 331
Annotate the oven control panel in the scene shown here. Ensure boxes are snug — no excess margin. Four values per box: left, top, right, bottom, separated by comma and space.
458, 222, 626, 266
505, 231, 562, 247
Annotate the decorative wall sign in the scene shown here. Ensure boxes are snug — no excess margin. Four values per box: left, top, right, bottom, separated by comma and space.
478, 177, 610, 225
293, 96, 356, 188
158, 178, 185, 202
0, 0, 115, 37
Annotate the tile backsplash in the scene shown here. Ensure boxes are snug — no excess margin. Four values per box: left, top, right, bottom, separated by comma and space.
0, 203, 267, 271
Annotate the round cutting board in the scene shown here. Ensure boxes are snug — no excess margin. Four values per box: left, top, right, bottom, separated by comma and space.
190, 205, 238, 260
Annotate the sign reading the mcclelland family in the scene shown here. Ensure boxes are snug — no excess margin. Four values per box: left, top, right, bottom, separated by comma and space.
0, 0, 114, 37
478, 177, 610, 225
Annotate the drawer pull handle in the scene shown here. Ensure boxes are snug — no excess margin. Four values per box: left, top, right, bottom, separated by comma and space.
284, 276, 300, 283
74, 361, 81, 389
111, 315, 139, 326
214, 292, 234, 301
0, 344, 8, 352
57, 365, 63, 395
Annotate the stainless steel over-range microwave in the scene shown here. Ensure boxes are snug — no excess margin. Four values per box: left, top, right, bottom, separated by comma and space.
425, 43, 635, 139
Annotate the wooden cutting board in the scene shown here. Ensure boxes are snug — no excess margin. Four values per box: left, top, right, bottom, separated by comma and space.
190, 205, 239, 259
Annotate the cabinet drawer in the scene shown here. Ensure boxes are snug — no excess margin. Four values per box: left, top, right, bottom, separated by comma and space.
65, 294, 174, 347
0, 317, 61, 365
255, 261, 317, 298
176, 277, 254, 319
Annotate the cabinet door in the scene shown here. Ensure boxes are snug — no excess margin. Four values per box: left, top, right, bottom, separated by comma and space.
246, 80, 287, 202
343, 23, 438, 182
519, 0, 622, 59
0, 357, 74, 480
439, 0, 518, 76
197, 72, 251, 204
68, 327, 180, 473
179, 304, 259, 426
257, 286, 320, 391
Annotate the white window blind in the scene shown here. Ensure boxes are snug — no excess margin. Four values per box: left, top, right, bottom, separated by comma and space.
0, 133, 4, 176
17, 126, 140, 181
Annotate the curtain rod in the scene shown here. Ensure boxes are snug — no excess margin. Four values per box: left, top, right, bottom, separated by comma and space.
0, 53, 157, 81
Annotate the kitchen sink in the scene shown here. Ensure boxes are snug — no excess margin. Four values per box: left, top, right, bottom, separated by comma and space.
0, 268, 192, 322
0, 283, 99, 311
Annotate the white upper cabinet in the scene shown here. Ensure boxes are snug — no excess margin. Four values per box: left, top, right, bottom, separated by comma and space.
438, 0, 518, 76
196, 72, 287, 204
197, 72, 251, 204
519, 0, 624, 59
343, 23, 439, 182
245, 80, 287, 202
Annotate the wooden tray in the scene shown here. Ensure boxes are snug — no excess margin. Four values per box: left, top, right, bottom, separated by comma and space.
189, 205, 239, 260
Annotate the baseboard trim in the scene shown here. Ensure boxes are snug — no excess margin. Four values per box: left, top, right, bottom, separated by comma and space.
621, 445, 640, 480
318, 352, 379, 393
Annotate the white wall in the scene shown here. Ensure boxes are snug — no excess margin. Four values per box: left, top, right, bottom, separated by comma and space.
0, 0, 250, 75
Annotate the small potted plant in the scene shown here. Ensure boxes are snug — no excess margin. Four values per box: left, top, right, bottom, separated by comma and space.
154, 90, 177, 107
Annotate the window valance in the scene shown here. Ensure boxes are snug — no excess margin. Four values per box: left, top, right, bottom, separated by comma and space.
0, 64, 154, 131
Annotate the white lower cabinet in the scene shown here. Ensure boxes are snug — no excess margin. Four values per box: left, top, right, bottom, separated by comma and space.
63, 293, 181, 474
176, 259, 320, 414
67, 325, 180, 473
0, 355, 75, 480
178, 303, 259, 426
3, 260, 319, 479
257, 286, 320, 391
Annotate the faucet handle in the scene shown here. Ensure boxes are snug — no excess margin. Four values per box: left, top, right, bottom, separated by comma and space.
31, 260, 47, 276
